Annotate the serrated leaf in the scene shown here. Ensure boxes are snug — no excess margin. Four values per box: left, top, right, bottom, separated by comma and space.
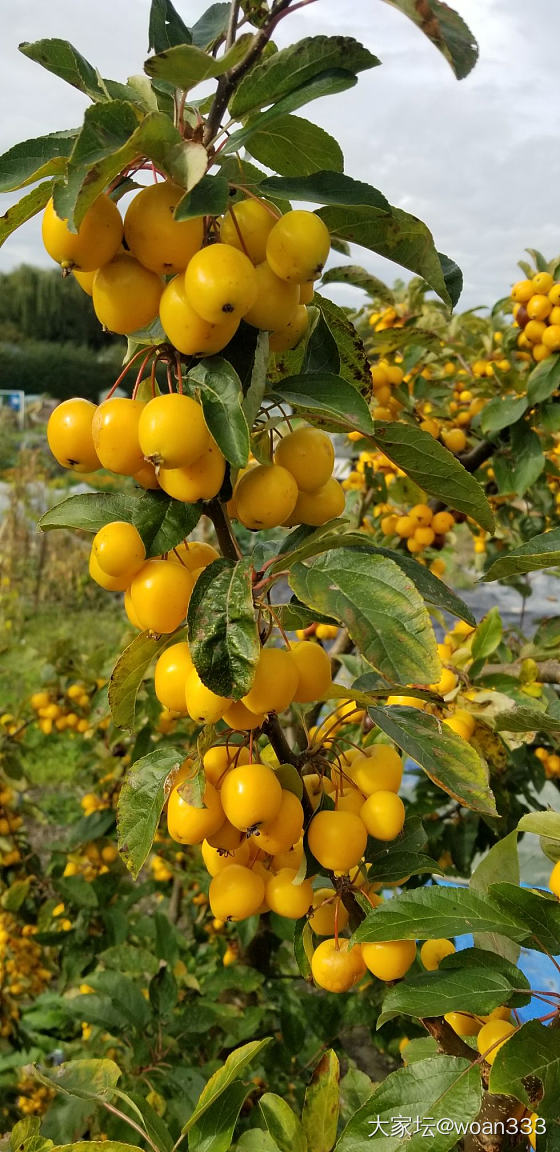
493, 707, 560, 734
259, 171, 389, 213
0, 180, 55, 248
483, 526, 560, 581
272, 373, 374, 435
335, 1056, 481, 1152
364, 703, 497, 816
9, 1118, 53, 1152
294, 916, 314, 980
231, 36, 379, 118
471, 606, 502, 661
259, 1094, 307, 1152
381, 0, 478, 79
117, 746, 183, 878
148, 0, 192, 53
518, 811, 560, 840
39, 490, 201, 557
437, 251, 463, 308
109, 630, 183, 730
32, 1058, 121, 1101
188, 358, 250, 467
353, 543, 475, 625
0, 130, 78, 193
470, 831, 521, 962
302, 1051, 339, 1152
527, 352, 560, 405
1, 878, 31, 912
489, 882, 560, 955
145, 38, 250, 89
351, 886, 528, 947
191, 4, 230, 49
314, 293, 372, 390
480, 395, 528, 436
19, 38, 109, 101
489, 1020, 560, 1119
245, 114, 343, 178
175, 174, 229, 220
226, 71, 356, 158
373, 422, 494, 532
379, 967, 516, 1028
187, 558, 259, 698
321, 264, 394, 300
189, 1080, 250, 1152
317, 203, 454, 307
181, 1039, 273, 1136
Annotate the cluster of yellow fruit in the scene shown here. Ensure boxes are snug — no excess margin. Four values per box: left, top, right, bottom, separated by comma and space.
534, 746, 560, 779
164, 734, 415, 993
15, 1073, 54, 1117
0, 784, 23, 869
380, 502, 455, 559
43, 184, 329, 354
0, 912, 52, 1038
155, 637, 332, 728
230, 427, 344, 530
512, 271, 560, 360
29, 681, 102, 737
63, 839, 119, 882
368, 304, 406, 332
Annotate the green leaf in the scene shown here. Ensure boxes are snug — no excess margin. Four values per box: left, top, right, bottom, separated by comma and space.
51, 1145, 142, 1152
85, 971, 151, 1028
227, 69, 356, 156
1, 878, 31, 912
380, 967, 517, 1027
365, 704, 497, 816
231, 35, 379, 118
33, 1058, 121, 1101
321, 264, 394, 301
99, 944, 159, 976
0, 180, 55, 248
518, 811, 560, 840
259, 171, 389, 213
289, 549, 439, 684
10, 1118, 53, 1152
245, 114, 343, 178
294, 915, 314, 980
314, 293, 372, 390
527, 352, 560, 405
271, 373, 374, 436
493, 706, 560, 734
0, 130, 78, 193
109, 631, 180, 731
38, 490, 201, 557
373, 422, 495, 532
489, 1020, 560, 1119
471, 606, 502, 662
365, 816, 440, 884
381, 0, 478, 79
470, 831, 521, 962
148, 0, 192, 53
149, 965, 178, 1017
70, 101, 143, 169
335, 1056, 481, 1152
259, 1095, 307, 1152
237, 1134, 280, 1152
302, 1051, 339, 1152
303, 312, 341, 376
191, 5, 231, 49
489, 882, 560, 955
117, 746, 183, 878
144, 38, 251, 89
19, 38, 109, 101
480, 395, 528, 436
175, 174, 229, 220
317, 203, 453, 307
189, 1081, 249, 1152
181, 1039, 272, 1136
55, 875, 98, 909
187, 558, 259, 698
509, 420, 545, 496
351, 886, 528, 947
483, 526, 560, 581
188, 358, 250, 467
355, 543, 475, 625
437, 251, 463, 308
242, 330, 270, 429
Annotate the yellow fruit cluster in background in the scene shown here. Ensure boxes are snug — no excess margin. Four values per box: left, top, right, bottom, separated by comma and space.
512, 271, 560, 360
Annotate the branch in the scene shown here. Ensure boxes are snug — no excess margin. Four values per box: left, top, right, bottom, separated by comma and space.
420, 1016, 478, 1062
207, 499, 242, 561
458, 438, 495, 474
484, 659, 560, 685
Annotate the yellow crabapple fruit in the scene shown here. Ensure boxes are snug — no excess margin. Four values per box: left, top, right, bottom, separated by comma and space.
549, 861, 560, 898
476, 1019, 515, 1065
266, 210, 330, 283
420, 938, 456, 971
219, 198, 279, 264
138, 393, 211, 469
167, 774, 224, 845
92, 521, 145, 579
206, 820, 244, 853
243, 261, 300, 330
129, 559, 193, 633
444, 1011, 482, 1037
124, 587, 143, 629
154, 642, 193, 712
223, 700, 266, 730
299, 281, 314, 305
527, 294, 552, 321
221, 761, 283, 831
160, 274, 239, 355
349, 746, 403, 795
124, 182, 204, 275
361, 939, 416, 981
309, 889, 349, 936
269, 305, 309, 351
266, 869, 313, 918
169, 541, 219, 571
134, 460, 160, 489
201, 837, 251, 876
73, 268, 96, 295
185, 667, 230, 725
290, 478, 345, 526
158, 439, 226, 503
235, 464, 298, 530
47, 398, 100, 473
274, 427, 334, 492
307, 810, 367, 872
254, 790, 304, 854
92, 254, 163, 334
92, 397, 145, 475
431, 510, 454, 535
532, 271, 554, 294
311, 938, 365, 993
542, 324, 560, 351
209, 864, 265, 921
184, 243, 257, 324
360, 791, 405, 840
89, 550, 131, 591
289, 640, 332, 703
242, 648, 299, 715
42, 194, 122, 271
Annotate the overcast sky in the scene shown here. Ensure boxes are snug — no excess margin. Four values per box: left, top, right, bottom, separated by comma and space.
0, 0, 558, 312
